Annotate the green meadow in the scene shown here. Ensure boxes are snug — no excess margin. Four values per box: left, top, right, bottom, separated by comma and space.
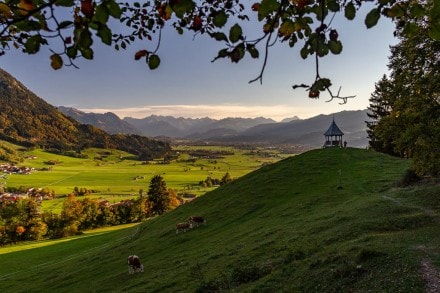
1, 144, 287, 213
1, 148, 439, 292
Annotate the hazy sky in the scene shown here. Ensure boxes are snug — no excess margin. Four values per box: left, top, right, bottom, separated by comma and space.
0, 4, 397, 121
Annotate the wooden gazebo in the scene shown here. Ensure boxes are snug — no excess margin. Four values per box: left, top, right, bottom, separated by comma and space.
323, 118, 344, 148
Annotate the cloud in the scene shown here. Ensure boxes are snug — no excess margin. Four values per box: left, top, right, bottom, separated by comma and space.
79, 104, 317, 121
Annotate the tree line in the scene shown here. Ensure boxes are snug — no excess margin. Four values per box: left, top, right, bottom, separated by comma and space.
0, 175, 180, 245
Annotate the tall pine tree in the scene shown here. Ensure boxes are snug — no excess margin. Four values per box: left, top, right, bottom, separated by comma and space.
147, 175, 170, 216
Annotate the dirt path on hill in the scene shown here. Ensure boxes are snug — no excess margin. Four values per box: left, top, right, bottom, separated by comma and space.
382, 194, 440, 292
420, 258, 440, 293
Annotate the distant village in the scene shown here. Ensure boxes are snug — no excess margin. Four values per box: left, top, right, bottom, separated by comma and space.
0, 163, 34, 175
0, 162, 55, 202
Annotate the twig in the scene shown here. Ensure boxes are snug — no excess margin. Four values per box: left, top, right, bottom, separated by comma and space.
248, 31, 273, 84
325, 86, 356, 104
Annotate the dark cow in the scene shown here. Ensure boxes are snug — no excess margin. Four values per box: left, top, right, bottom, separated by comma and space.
127, 255, 144, 274
176, 222, 192, 234
189, 216, 206, 227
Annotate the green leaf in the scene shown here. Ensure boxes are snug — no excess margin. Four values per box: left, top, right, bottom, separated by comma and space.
24, 35, 43, 54
229, 24, 242, 43
321, 78, 332, 89
230, 46, 245, 63
58, 21, 73, 29
365, 8, 380, 28
247, 45, 259, 59
279, 19, 295, 36
318, 45, 329, 57
77, 29, 93, 49
148, 54, 161, 70
344, 2, 356, 20
311, 78, 332, 91
289, 34, 298, 47
209, 32, 227, 42
327, 0, 339, 12
66, 46, 77, 58
50, 54, 63, 70
15, 20, 42, 31
386, 4, 405, 18
97, 24, 112, 45
328, 40, 342, 54
172, 0, 195, 18
106, 0, 122, 18
258, 0, 279, 21
81, 47, 94, 59
300, 46, 308, 59
213, 10, 228, 28
94, 4, 109, 24
212, 48, 229, 61
314, 3, 328, 21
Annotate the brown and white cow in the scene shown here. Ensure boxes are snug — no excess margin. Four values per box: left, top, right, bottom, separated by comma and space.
127, 255, 144, 274
189, 216, 206, 227
176, 222, 192, 234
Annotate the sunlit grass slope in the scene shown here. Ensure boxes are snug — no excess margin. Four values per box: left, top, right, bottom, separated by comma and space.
1, 148, 440, 292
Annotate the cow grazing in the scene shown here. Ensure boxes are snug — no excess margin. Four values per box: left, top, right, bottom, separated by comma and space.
127, 255, 144, 274
189, 216, 206, 227
176, 222, 192, 234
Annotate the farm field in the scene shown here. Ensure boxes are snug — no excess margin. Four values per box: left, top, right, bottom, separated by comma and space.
1, 143, 292, 212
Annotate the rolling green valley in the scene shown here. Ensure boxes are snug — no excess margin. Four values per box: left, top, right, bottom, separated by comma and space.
1, 142, 288, 212
1, 148, 439, 292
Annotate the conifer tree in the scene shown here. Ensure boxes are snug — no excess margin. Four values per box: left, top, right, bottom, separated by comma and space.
147, 175, 170, 216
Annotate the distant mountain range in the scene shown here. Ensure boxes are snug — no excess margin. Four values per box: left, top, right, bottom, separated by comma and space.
59, 106, 370, 148
58, 106, 141, 135
0, 65, 368, 155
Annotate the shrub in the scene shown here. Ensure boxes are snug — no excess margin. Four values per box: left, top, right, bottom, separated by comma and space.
399, 169, 421, 187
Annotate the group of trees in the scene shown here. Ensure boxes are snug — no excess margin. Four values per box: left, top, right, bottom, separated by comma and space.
367, 23, 440, 176
0, 175, 181, 244
199, 172, 233, 187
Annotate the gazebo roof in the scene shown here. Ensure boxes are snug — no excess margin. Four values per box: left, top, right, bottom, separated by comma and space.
324, 118, 344, 136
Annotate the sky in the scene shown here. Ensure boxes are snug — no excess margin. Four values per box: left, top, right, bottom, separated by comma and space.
0, 3, 398, 121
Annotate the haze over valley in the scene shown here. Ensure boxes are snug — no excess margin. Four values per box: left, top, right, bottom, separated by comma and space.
58, 106, 369, 149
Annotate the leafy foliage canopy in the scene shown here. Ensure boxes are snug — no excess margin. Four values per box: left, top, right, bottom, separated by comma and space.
367, 24, 440, 176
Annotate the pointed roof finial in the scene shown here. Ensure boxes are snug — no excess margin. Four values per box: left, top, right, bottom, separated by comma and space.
324, 118, 344, 136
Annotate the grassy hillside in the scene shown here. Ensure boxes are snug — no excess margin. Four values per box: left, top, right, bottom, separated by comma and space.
1, 148, 439, 292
